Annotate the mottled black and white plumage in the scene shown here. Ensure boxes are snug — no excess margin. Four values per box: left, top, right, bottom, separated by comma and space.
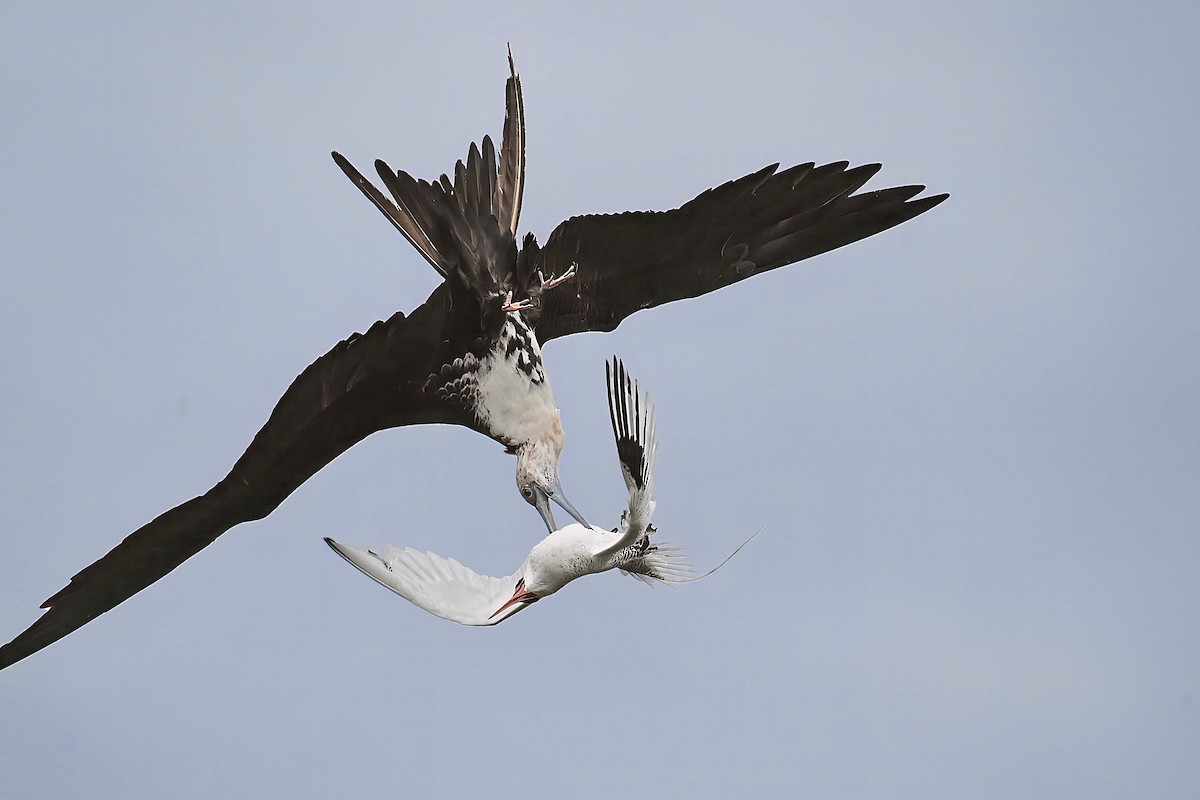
1, 53, 944, 670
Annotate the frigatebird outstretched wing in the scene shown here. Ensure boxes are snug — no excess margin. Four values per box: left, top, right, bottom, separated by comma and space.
527, 161, 946, 341
0, 290, 492, 670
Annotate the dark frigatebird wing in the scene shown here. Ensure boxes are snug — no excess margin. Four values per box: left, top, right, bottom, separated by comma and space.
1, 55, 532, 672
525, 160, 948, 341
0, 287, 480, 670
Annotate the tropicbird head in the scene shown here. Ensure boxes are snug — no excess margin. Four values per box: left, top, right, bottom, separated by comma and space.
489, 574, 541, 621
515, 437, 589, 533
489, 528, 590, 619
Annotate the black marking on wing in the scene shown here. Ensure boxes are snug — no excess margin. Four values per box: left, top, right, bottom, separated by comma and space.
528, 162, 947, 341
607, 357, 648, 491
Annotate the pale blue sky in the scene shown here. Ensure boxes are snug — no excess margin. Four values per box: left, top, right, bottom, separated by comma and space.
2, 2, 1198, 798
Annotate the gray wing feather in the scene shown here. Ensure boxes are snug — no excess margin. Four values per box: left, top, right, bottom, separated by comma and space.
325, 538, 521, 626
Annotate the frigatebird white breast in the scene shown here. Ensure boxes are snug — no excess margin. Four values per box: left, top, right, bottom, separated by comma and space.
0, 53, 946, 670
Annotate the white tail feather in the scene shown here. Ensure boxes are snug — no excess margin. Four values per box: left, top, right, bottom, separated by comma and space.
622, 525, 767, 586
620, 542, 696, 586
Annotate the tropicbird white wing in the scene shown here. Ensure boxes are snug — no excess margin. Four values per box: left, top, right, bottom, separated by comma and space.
597, 357, 658, 563
324, 538, 523, 626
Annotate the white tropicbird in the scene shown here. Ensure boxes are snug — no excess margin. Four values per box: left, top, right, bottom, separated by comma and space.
326, 357, 758, 625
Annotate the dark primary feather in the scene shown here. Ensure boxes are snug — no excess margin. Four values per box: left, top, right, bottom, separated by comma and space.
527, 162, 947, 341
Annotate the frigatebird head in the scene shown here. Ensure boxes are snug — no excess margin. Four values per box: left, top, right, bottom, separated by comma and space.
515, 439, 590, 533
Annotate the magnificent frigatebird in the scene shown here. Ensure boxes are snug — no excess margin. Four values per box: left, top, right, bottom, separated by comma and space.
331, 54, 590, 538
0, 55, 945, 670
325, 358, 757, 625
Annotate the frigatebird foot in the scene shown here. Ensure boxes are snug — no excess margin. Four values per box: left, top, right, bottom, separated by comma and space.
500, 264, 576, 313
538, 262, 577, 291
500, 289, 536, 313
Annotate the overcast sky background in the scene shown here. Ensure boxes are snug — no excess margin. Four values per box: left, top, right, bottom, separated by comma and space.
2, 2, 1197, 798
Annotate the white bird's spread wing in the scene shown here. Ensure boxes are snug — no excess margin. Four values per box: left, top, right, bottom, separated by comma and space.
324, 538, 522, 626
605, 357, 658, 532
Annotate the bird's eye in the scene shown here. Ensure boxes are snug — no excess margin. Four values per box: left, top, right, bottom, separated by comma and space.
521, 486, 534, 500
